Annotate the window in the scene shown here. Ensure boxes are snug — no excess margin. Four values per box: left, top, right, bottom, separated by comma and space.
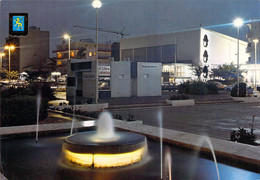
98, 77, 110, 90
57, 60, 62, 66
70, 51, 75, 58
71, 62, 92, 71
134, 48, 146, 62
67, 77, 76, 86
121, 49, 133, 61
144, 74, 149, 78
162, 44, 176, 63
147, 46, 161, 62
119, 74, 124, 79
57, 53, 62, 59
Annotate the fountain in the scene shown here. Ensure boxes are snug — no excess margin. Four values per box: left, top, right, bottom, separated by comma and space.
158, 109, 163, 179
61, 112, 148, 168
35, 90, 41, 143
196, 136, 221, 180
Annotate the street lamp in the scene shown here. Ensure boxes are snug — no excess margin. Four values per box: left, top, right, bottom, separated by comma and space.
4, 45, 15, 74
63, 34, 71, 59
233, 18, 243, 96
0, 53, 5, 71
253, 39, 259, 90
92, 0, 102, 104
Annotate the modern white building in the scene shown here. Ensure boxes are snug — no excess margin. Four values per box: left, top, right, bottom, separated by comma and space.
111, 61, 161, 97
120, 28, 249, 84
66, 59, 161, 103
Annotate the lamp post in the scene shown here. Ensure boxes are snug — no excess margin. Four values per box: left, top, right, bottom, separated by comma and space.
253, 39, 259, 90
92, 0, 102, 104
63, 34, 71, 59
4, 45, 15, 75
0, 53, 5, 71
233, 18, 243, 96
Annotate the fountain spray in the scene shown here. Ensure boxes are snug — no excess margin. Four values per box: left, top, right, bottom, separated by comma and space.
36, 90, 41, 143
197, 136, 220, 180
158, 109, 163, 179
70, 78, 77, 135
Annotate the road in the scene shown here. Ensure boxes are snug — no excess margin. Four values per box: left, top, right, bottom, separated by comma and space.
110, 102, 260, 141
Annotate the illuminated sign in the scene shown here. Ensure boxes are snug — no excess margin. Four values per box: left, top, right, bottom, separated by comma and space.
9, 13, 28, 36
98, 66, 110, 76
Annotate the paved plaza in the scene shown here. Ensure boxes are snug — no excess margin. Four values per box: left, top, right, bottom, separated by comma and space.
110, 102, 260, 141
52, 90, 260, 141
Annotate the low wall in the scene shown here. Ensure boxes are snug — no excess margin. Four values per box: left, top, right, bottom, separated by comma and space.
166, 99, 195, 106
231, 97, 260, 103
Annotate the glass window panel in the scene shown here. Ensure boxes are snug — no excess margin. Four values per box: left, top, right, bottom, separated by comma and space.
162, 44, 176, 63
147, 46, 161, 62
121, 49, 133, 61
67, 77, 76, 86
98, 77, 110, 90
134, 48, 146, 62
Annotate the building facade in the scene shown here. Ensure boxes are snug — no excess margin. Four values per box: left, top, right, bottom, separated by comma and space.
54, 39, 112, 75
66, 59, 161, 103
245, 20, 260, 87
4, 26, 50, 73
120, 28, 249, 84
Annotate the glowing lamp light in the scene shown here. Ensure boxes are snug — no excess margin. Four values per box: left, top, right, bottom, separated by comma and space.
233, 18, 243, 28
253, 39, 259, 44
92, 0, 102, 9
0, 53, 5, 57
5, 45, 15, 50
63, 34, 70, 39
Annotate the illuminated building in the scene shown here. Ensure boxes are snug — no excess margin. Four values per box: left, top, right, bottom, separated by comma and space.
120, 28, 250, 84
53, 39, 112, 75
245, 20, 260, 88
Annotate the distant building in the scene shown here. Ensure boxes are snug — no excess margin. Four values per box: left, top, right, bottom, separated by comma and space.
246, 20, 260, 86
246, 20, 260, 63
53, 39, 112, 74
4, 26, 50, 73
120, 28, 250, 84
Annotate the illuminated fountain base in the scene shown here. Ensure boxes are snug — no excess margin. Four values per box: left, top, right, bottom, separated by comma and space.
61, 131, 147, 168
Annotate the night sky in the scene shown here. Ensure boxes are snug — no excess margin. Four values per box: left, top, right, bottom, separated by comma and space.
1, 0, 260, 56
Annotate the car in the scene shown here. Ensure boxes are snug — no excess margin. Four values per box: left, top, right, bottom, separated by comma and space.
162, 82, 177, 92
225, 83, 253, 94
224, 84, 234, 92
207, 81, 226, 90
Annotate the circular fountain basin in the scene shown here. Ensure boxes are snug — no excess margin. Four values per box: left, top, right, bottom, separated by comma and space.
61, 131, 147, 168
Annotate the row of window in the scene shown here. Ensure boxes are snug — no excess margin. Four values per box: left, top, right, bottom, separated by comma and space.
56, 51, 96, 59
121, 44, 176, 63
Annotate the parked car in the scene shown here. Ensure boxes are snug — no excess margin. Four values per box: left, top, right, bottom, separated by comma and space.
224, 84, 234, 92
225, 83, 253, 94
162, 82, 177, 92
207, 81, 226, 90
